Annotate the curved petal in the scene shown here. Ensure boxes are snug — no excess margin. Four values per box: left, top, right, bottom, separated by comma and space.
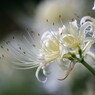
41, 31, 51, 41
35, 65, 47, 83
80, 16, 95, 25
58, 25, 68, 35
69, 20, 78, 36
58, 62, 75, 80
57, 58, 70, 70
83, 41, 94, 52
80, 21, 94, 39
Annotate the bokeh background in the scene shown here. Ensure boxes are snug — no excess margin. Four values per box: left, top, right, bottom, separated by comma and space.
0, 0, 95, 95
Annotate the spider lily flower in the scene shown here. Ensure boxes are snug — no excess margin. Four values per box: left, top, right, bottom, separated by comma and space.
56, 19, 95, 80
40, 20, 94, 80
2, 18, 95, 82
60, 20, 94, 54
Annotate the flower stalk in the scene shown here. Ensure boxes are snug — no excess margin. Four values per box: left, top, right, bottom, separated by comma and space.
73, 48, 95, 76
79, 49, 95, 76
80, 59, 95, 76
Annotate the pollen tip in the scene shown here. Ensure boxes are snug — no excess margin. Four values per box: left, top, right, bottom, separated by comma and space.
46, 19, 48, 22
38, 33, 40, 36
1, 46, 3, 48
31, 31, 34, 33
33, 44, 36, 47
23, 52, 26, 54
53, 22, 55, 26
13, 36, 15, 39
19, 47, 21, 50
2, 54, 4, 58
7, 48, 9, 51
59, 15, 61, 18
72, 18, 74, 21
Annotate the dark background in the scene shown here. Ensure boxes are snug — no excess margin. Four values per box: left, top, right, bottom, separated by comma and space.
0, 0, 43, 40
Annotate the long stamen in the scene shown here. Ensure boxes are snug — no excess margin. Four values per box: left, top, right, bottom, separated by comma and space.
59, 14, 64, 25
58, 62, 75, 80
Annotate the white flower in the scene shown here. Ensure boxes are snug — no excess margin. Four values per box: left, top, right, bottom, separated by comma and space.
41, 20, 94, 80
1, 0, 95, 83
3, 17, 95, 82
60, 20, 94, 56
92, 0, 95, 10
56, 19, 95, 80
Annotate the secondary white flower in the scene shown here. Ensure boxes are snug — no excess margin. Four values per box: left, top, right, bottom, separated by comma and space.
92, 0, 95, 10
56, 19, 95, 80
80, 16, 95, 37
59, 20, 94, 56
80, 16, 95, 58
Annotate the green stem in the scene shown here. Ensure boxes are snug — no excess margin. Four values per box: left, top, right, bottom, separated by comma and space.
80, 59, 95, 76
77, 48, 95, 75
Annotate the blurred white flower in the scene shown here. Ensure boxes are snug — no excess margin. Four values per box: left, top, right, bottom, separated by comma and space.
92, 0, 95, 10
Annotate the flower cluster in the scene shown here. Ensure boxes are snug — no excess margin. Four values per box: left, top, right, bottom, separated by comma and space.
40, 18, 95, 81
6, 17, 95, 83
2, 0, 95, 83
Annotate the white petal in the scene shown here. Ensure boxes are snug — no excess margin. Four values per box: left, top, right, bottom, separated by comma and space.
80, 21, 94, 37
57, 58, 70, 71
71, 20, 78, 29
58, 25, 67, 35
69, 20, 78, 36
58, 62, 75, 80
83, 41, 94, 52
41, 31, 50, 41
80, 16, 95, 25
35, 65, 47, 83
